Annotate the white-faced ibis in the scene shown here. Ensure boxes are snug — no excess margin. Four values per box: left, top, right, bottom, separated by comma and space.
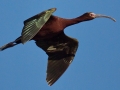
0, 8, 116, 86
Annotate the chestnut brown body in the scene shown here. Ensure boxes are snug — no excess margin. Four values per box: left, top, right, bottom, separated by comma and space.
0, 8, 115, 86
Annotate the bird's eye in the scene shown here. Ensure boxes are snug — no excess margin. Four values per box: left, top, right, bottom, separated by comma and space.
89, 13, 95, 17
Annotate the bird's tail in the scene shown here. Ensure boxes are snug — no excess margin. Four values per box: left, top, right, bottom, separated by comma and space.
0, 36, 22, 51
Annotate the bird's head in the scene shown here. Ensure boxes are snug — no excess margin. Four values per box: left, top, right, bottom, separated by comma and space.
81, 12, 116, 22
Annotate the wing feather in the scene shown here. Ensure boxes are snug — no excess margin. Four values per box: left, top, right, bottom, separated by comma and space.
21, 8, 56, 44
35, 31, 78, 86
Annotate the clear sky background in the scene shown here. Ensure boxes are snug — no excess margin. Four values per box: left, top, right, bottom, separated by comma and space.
0, 0, 119, 90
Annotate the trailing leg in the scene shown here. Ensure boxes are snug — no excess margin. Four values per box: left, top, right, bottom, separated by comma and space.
0, 36, 22, 51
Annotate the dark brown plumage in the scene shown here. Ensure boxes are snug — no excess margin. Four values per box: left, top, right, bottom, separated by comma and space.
0, 8, 115, 86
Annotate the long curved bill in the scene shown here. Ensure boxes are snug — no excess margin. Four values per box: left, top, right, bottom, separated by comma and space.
95, 14, 116, 22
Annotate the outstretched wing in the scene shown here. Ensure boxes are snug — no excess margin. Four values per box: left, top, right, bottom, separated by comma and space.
21, 8, 56, 44
35, 31, 79, 86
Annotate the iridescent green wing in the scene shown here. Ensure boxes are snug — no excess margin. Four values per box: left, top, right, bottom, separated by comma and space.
21, 8, 56, 44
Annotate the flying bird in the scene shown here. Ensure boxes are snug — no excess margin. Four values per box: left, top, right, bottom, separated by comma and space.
0, 8, 116, 86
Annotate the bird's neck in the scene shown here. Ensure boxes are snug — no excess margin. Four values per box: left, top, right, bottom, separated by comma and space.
62, 15, 91, 27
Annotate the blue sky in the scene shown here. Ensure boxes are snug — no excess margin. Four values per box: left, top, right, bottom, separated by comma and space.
0, 0, 119, 90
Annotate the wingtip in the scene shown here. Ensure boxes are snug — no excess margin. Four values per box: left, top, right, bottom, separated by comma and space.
46, 78, 54, 86
48, 83, 53, 86
52, 8, 57, 11
48, 8, 57, 13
